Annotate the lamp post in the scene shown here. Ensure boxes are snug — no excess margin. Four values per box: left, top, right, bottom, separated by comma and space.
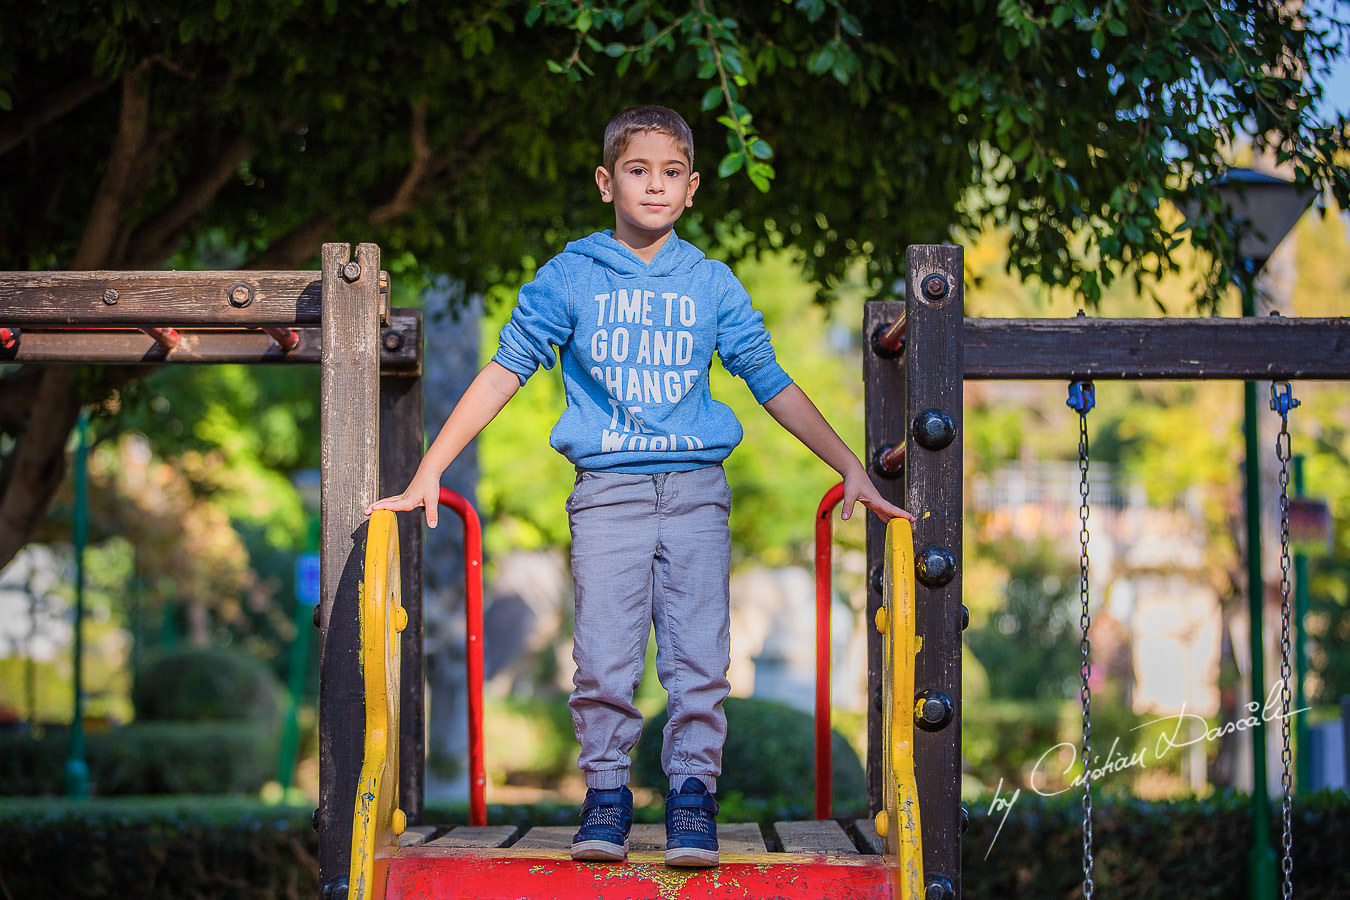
1210, 167, 1315, 900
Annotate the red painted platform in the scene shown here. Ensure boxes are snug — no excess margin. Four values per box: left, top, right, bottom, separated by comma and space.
385, 848, 896, 899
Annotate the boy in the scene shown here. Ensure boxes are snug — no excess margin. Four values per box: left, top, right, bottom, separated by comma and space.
366, 105, 911, 867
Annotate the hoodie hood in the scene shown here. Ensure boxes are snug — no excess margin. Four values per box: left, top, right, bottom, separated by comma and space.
562, 230, 706, 277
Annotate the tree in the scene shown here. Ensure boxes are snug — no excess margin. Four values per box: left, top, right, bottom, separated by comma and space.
2, 0, 1347, 568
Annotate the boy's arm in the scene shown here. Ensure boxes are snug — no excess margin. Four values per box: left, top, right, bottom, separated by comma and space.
762, 383, 914, 523
365, 360, 521, 528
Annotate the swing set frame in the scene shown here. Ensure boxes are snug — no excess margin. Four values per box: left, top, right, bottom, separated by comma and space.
861, 244, 1350, 898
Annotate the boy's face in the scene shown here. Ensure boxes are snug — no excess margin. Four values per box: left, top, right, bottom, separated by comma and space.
595, 130, 699, 248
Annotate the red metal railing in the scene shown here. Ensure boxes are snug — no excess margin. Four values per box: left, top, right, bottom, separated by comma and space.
438, 488, 486, 827
813, 481, 846, 820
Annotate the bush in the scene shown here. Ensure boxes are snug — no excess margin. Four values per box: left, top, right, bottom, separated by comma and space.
963, 790, 1350, 899
0, 797, 317, 899
0, 723, 279, 796
132, 647, 285, 727
631, 696, 867, 818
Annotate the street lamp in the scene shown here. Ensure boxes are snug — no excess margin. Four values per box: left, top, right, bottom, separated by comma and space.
1210, 167, 1315, 900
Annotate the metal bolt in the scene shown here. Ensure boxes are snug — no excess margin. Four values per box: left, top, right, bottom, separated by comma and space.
915, 691, 954, 731
382, 330, 403, 351
103, 289, 119, 305
925, 875, 955, 900
341, 261, 362, 282
961, 604, 970, 631
321, 875, 349, 900
228, 282, 254, 308
920, 273, 950, 302
312, 807, 321, 832
312, 605, 322, 629
960, 806, 970, 835
912, 408, 956, 451
869, 564, 884, 596
915, 545, 957, 588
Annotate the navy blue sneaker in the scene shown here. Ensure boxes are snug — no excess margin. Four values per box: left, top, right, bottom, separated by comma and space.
571, 785, 633, 861
664, 778, 719, 867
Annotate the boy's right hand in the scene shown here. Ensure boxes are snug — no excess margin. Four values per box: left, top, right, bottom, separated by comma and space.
364, 476, 443, 528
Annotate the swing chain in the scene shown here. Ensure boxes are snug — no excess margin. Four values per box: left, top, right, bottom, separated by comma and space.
1271, 382, 1297, 900
1070, 382, 1095, 900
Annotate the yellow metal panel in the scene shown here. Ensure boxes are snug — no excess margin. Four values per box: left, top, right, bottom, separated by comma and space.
879, 518, 922, 897
349, 510, 405, 900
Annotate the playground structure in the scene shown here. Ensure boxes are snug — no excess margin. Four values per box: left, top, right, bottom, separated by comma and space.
4, 240, 1349, 898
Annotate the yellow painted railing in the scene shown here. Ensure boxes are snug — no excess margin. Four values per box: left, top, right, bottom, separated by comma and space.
873, 518, 922, 897
349, 510, 408, 900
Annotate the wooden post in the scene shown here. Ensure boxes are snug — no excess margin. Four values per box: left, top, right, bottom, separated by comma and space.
318, 242, 382, 892
863, 298, 906, 814
379, 308, 425, 826
904, 244, 964, 897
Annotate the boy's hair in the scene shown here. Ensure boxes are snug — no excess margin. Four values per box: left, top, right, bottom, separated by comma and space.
602, 106, 695, 173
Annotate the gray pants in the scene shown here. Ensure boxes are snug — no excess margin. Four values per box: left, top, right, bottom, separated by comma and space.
566, 466, 732, 793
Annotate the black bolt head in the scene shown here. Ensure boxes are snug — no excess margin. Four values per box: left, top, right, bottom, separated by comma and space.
912, 409, 956, 451
960, 806, 970, 834
312, 605, 322, 629
961, 604, 970, 631
925, 875, 955, 900
312, 807, 321, 831
322, 876, 349, 900
383, 330, 403, 351
915, 691, 954, 731
915, 545, 956, 588
869, 564, 885, 596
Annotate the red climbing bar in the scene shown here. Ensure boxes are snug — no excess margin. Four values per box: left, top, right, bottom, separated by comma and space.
874, 308, 906, 354
876, 442, 906, 475
263, 326, 301, 351
438, 488, 486, 828
140, 326, 181, 349
813, 481, 845, 820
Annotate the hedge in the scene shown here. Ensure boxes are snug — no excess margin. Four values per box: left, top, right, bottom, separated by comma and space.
2, 792, 1346, 897
962, 790, 1350, 899
0, 722, 280, 796
0, 798, 317, 899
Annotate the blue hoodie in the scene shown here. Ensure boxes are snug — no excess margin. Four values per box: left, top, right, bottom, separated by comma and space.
492, 231, 794, 473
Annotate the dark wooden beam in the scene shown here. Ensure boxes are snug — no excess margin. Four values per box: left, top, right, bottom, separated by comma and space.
863, 300, 905, 818
963, 316, 1350, 380
0, 269, 390, 327
317, 243, 382, 893
902, 246, 965, 898
0, 309, 420, 368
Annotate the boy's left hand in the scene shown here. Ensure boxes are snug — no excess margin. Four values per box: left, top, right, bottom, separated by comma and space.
840, 465, 915, 523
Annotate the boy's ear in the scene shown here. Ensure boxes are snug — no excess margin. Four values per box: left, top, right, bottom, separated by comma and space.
595, 165, 614, 203
685, 170, 700, 208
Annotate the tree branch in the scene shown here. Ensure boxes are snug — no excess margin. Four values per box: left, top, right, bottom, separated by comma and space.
72, 61, 152, 269
244, 213, 335, 269
128, 132, 254, 267
370, 99, 433, 225
0, 75, 115, 157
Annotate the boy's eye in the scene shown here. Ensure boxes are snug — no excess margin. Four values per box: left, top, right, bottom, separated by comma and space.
664, 169, 681, 178
629, 167, 646, 176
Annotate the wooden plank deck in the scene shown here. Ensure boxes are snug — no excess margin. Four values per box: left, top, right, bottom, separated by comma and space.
415, 819, 880, 855
772, 820, 858, 855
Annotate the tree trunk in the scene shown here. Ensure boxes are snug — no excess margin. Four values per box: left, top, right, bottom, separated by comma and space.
0, 367, 84, 568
